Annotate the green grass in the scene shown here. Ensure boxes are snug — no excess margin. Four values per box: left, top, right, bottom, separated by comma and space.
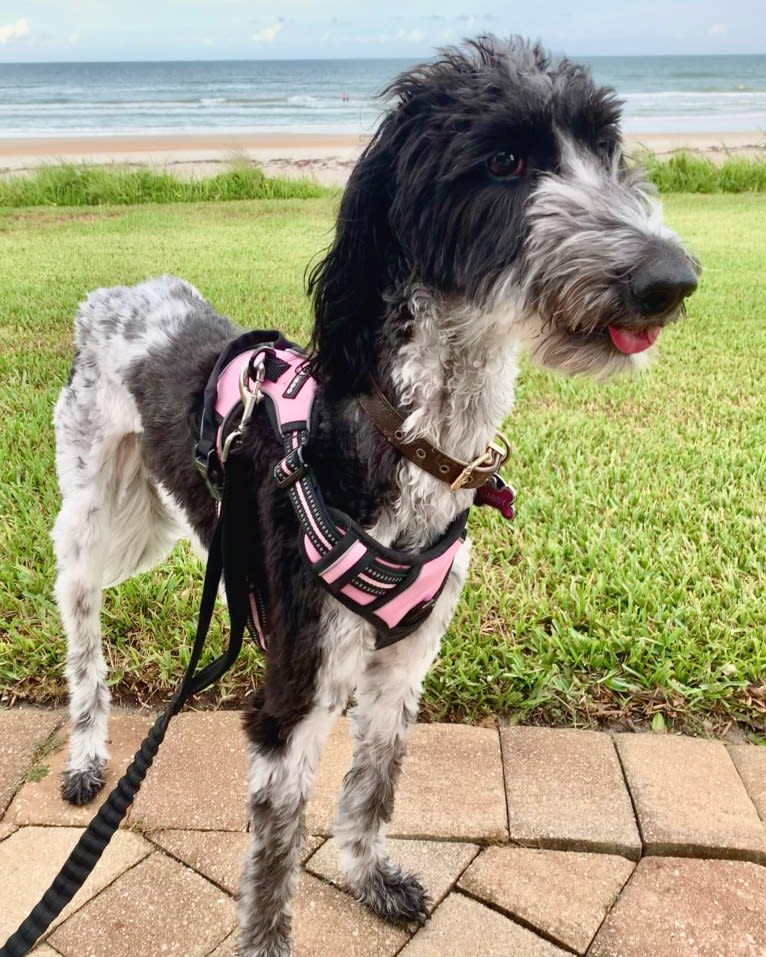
0, 162, 332, 208
643, 151, 766, 193
1, 194, 765, 735
1, 152, 765, 211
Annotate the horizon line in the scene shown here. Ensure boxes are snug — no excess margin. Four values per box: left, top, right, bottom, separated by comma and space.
2, 50, 766, 67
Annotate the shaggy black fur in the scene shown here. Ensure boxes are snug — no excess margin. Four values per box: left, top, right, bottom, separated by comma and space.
126, 306, 400, 751
308, 37, 624, 399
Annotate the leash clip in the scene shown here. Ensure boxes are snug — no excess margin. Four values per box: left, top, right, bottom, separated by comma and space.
222, 355, 266, 463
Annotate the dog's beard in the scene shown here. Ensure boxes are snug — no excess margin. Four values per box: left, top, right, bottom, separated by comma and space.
487, 158, 699, 379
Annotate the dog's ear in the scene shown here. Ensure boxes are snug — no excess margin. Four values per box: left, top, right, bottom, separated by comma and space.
308, 131, 398, 400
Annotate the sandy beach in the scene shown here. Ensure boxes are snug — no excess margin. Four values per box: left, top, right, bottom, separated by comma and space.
1, 130, 764, 186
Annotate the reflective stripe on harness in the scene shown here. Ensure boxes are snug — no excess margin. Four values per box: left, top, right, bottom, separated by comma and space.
195, 333, 468, 649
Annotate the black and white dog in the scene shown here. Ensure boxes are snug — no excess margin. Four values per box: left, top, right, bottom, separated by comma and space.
52, 37, 697, 957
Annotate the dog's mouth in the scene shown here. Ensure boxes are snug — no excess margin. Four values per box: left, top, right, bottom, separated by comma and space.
607, 324, 662, 355
603, 254, 699, 355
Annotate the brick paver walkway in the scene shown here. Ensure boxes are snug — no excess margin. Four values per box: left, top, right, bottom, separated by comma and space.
1, 707, 765, 956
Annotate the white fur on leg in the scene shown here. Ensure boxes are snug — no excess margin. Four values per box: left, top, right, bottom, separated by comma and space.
238, 706, 340, 957
238, 601, 373, 956
53, 372, 187, 801
334, 542, 470, 921
52, 485, 113, 796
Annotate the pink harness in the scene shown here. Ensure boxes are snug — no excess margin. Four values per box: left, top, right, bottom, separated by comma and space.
195, 333, 467, 649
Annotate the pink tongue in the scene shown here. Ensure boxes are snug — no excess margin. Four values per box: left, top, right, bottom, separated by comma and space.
608, 325, 661, 355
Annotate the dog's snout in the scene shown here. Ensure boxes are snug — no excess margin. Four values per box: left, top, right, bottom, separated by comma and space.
629, 254, 698, 317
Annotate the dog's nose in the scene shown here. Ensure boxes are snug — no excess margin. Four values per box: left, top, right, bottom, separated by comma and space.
630, 255, 698, 317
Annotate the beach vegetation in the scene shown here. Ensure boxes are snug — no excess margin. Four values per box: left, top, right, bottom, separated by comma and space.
2, 152, 766, 211
642, 150, 766, 193
0, 194, 764, 736
0, 161, 332, 208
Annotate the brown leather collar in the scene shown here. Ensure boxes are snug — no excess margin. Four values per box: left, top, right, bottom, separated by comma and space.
358, 381, 510, 491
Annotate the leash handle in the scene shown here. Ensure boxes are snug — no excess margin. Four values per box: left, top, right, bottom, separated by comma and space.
1, 455, 251, 957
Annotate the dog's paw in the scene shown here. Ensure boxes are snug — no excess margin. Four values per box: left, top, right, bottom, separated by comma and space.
354, 864, 430, 926
237, 938, 291, 957
61, 762, 106, 805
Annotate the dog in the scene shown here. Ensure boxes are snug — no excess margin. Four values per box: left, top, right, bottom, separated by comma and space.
52, 36, 698, 957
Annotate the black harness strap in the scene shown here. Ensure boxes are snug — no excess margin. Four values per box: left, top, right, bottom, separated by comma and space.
0, 450, 252, 957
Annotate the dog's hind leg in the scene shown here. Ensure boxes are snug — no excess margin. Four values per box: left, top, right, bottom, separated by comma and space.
333, 545, 471, 925
52, 437, 120, 805
53, 378, 183, 805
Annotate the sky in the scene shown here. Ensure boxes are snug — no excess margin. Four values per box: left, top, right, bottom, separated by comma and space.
0, 1, 764, 62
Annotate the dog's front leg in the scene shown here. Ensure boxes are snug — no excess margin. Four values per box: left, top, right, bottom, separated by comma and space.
333, 636, 436, 925
333, 548, 469, 926
334, 659, 429, 923
238, 704, 340, 957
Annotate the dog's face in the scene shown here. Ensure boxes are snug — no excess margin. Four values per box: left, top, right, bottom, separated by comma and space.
310, 36, 699, 395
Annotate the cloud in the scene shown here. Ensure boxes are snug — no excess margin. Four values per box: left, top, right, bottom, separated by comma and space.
395, 28, 424, 43
708, 23, 728, 37
0, 17, 30, 44
252, 21, 284, 43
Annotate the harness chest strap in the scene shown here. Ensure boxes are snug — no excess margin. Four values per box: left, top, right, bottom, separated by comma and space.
200, 336, 469, 648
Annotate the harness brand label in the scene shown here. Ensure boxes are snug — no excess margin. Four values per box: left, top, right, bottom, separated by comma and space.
283, 362, 312, 399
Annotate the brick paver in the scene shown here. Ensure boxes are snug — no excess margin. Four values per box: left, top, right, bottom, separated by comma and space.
149, 829, 249, 894
400, 893, 570, 956
390, 724, 507, 840
49, 852, 234, 957
459, 846, 635, 955
307, 719, 507, 841
729, 744, 766, 821
306, 837, 479, 910
204, 874, 410, 957
0, 820, 18, 842
0, 827, 151, 940
616, 734, 766, 862
589, 856, 766, 956
0, 708, 62, 816
293, 874, 409, 957
501, 726, 641, 858
148, 829, 323, 894
207, 934, 237, 957
130, 711, 249, 831
3, 710, 765, 957
7, 711, 153, 827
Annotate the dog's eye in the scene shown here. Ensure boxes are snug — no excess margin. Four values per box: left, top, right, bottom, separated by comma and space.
487, 151, 525, 179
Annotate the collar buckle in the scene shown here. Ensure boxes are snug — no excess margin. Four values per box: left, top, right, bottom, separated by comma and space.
449, 434, 510, 491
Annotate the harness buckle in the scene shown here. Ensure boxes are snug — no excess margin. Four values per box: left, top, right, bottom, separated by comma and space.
194, 447, 223, 502
274, 445, 307, 489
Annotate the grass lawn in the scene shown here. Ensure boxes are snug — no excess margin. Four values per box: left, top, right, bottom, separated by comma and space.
1, 194, 764, 735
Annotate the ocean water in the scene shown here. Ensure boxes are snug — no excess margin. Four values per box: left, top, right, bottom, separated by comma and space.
0, 55, 764, 139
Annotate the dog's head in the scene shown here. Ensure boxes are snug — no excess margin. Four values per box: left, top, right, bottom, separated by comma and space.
309, 35, 699, 396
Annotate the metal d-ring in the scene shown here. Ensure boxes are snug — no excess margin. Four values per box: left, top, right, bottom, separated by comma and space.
449, 431, 512, 491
